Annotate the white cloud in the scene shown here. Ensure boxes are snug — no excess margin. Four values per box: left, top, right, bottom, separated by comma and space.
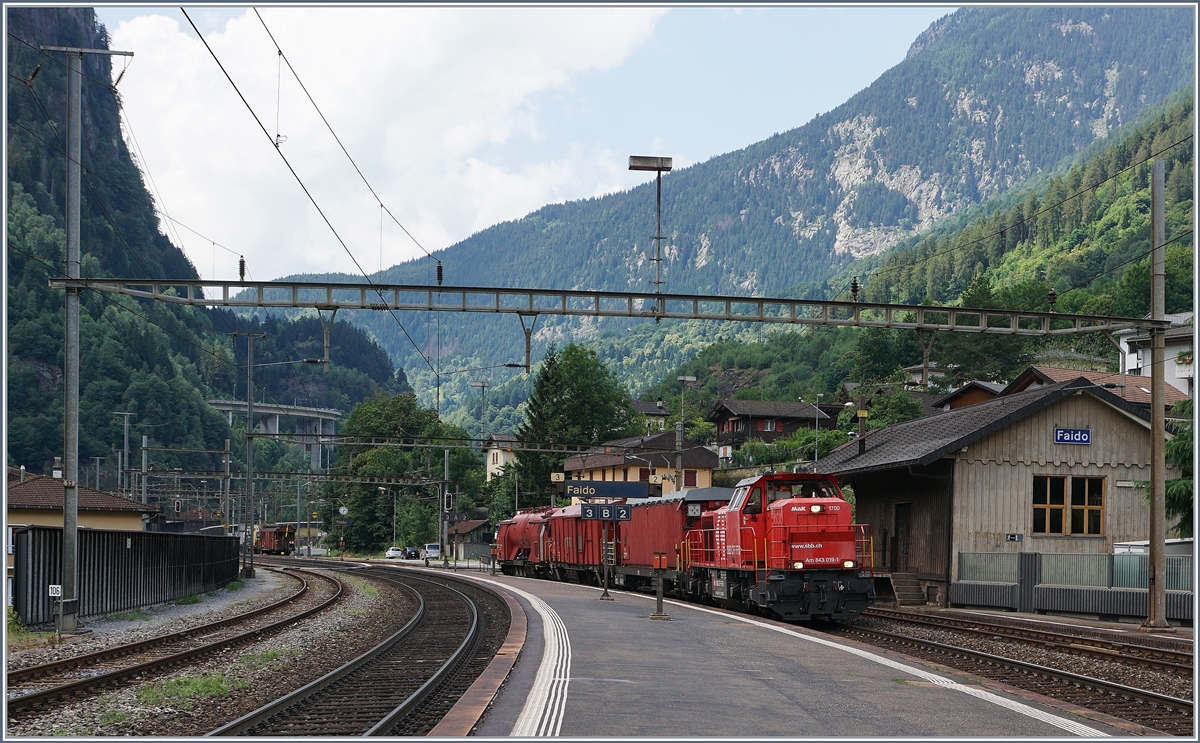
109, 7, 666, 280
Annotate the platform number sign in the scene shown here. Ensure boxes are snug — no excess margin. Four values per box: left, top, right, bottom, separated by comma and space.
581, 503, 632, 521
48, 584, 62, 598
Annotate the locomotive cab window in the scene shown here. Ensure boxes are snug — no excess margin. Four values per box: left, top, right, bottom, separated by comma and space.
797, 480, 839, 499
729, 486, 749, 510
766, 483, 792, 503
744, 487, 762, 515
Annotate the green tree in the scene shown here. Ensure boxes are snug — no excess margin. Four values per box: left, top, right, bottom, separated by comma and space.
329, 393, 482, 552
1165, 399, 1193, 538
516, 344, 640, 504
932, 274, 1035, 383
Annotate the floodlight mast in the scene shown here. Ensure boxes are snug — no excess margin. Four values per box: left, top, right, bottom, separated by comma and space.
629, 156, 673, 316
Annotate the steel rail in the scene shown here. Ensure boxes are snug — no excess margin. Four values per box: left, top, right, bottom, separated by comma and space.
7, 568, 307, 684
835, 624, 1192, 722
7, 569, 344, 713
208, 571, 481, 736
206, 580, 428, 736
862, 607, 1193, 674
48, 278, 1168, 336
365, 575, 481, 735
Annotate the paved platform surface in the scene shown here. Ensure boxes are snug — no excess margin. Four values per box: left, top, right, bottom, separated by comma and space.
441, 573, 1133, 738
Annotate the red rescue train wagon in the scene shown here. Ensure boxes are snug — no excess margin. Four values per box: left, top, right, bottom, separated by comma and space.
494, 474, 875, 622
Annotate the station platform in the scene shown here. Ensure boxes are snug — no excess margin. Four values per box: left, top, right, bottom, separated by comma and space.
410, 569, 1145, 738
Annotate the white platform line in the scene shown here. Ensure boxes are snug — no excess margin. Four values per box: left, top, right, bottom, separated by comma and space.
461, 577, 572, 737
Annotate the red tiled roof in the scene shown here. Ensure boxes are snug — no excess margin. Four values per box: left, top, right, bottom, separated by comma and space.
6, 477, 158, 513
1006, 366, 1189, 407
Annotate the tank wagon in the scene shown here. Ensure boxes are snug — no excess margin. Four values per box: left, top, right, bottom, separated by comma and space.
253, 523, 296, 555
495, 473, 875, 622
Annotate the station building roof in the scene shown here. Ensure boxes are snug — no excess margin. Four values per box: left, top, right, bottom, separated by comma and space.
7, 474, 158, 513
815, 377, 1151, 478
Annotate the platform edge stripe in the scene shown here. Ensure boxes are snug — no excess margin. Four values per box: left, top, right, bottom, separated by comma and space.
427, 584, 528, 736
626, 592, 1110, 738
467, 582, 568, 737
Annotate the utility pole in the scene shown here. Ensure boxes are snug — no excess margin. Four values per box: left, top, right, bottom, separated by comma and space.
89, 456, 103, 490
234, 331, 266, 578
857, 395, 867, 456
141, 435, 148, 504
1143, 160, 1171, 631
223, 439, 231, 536
113, 412, 134, 496
43, 43, 132, 634
442, 449, 450, 568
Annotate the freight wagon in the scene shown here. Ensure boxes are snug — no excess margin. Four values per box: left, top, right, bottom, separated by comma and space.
253, 524, 296, 555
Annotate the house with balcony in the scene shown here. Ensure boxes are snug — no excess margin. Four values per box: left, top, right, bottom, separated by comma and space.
706, 399, 828, 460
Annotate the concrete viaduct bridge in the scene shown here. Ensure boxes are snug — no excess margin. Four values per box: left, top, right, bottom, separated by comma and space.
207, 400, 342, 472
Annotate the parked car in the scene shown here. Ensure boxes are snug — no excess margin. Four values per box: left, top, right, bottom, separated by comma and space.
403, 547, 419, 559
422, 543, 442, 560
385, 546, 404, 559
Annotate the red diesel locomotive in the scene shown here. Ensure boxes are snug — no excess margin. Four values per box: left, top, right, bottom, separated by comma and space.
495, 472, 875, 621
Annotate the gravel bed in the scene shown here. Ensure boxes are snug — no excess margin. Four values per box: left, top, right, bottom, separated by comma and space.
848, 615, 1194, 701
6, 570, 295, 671
6, 569, 415, 737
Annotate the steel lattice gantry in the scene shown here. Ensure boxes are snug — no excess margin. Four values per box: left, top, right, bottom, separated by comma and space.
49, 279, 1168, 336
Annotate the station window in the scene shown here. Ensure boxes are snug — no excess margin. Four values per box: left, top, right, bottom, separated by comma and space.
1070, 477, 1104, 535
1032, 476, 1066, 534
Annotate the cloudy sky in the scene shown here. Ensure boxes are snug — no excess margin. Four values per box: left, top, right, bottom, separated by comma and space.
97, 5, 953, 284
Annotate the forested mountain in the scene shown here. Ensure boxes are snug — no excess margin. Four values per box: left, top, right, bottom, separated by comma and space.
642, 96, 1194, 436
287, 6, 1192, 426
6, 8, 408, 479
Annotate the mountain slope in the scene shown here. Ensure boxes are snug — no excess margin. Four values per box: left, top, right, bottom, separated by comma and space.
269, 7, 1192, 427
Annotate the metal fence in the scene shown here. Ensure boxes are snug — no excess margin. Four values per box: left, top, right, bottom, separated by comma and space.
13, 527, 240, 627
954, 551, 1192, 621
958, 552, 1019, 583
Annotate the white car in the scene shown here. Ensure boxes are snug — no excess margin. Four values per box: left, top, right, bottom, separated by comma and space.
385, 547, 404, 559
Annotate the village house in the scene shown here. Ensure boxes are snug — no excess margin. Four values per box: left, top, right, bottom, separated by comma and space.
483, 433, 519, 482
562, 431, 719, 494
707, 399, 828, 460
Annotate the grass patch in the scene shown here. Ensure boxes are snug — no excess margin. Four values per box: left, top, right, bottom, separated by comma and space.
346, 609, 365, 615
110, 609, 150, 621
7, 606, 26, 637
100, 710, 127, 724
137, 675, 245, 709
225, 579, 244, 591
176, 594, 202, 606
239, 650, 289, 669
343, 575, 378, 597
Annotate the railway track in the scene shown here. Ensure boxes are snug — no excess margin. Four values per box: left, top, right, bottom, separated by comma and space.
208, 567, 509, 736
829, 622, 1193, 735
6, 568, 345, 715
862, 607, 1194, 675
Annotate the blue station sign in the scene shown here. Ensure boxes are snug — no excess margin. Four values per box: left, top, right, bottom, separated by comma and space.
564, 481, 648, 499
581, 503, 633, 521
1054, 427, 1092, 445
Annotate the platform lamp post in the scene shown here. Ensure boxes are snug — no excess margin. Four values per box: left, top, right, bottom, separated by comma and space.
676, 376, 696, 492
800, 394, 824, 466
379, 486, 396, 548
629, 156, 673, 316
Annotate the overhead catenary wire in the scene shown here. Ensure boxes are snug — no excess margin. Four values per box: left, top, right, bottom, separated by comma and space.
180, 8, 436, 378
250, 9, 436, 271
